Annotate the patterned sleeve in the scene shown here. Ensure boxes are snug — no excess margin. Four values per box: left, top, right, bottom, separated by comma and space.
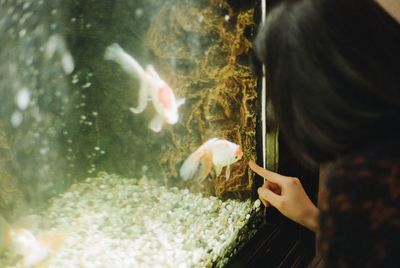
318, 148, 400, 267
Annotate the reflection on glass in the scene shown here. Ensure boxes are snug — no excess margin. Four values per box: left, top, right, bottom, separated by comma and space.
0, 0, 261, 267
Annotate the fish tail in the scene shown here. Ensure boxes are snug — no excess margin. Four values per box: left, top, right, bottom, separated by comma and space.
104, 43, 144, 77
180, 150, 201, 181
104, 43, 123, 61
180, 148, 212, 181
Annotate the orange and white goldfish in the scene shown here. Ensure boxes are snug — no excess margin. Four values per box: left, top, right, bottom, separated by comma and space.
1, 215, 64, 267
104, 43, 185, 132
179, 138, 243, 182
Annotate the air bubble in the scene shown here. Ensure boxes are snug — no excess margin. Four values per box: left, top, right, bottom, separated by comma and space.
7, 7, 14, 15
72, 76, 79, 84
15, 87, 30, 110
135, 8, 144, 17
19, 29, 27, 38
61, 51, 74, 74
141, 165, 149, 172
11, 111, 23, 127
82, 82, 91, 88
22, 2, 30, 10
40, 147, 49, 155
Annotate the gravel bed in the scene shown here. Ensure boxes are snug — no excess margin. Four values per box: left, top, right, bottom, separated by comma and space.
0, 172, 262, 268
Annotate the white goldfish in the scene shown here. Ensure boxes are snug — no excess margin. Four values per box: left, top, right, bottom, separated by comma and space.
1, 216, 64, 267
180, 138, 243, 182
104, 43, 185, 132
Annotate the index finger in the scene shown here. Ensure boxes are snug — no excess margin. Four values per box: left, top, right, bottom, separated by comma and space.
248, 161, 288, 185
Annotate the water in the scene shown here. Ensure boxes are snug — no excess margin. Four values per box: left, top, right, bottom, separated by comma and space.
0, 0, 260, 267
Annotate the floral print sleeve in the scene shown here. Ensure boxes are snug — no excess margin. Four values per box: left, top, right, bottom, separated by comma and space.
319, 143, 400, 267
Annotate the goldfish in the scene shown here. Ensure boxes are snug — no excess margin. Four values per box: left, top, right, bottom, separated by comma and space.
0, 215, 64, 267
104, 43, 185, 132
179, 138, 243, 182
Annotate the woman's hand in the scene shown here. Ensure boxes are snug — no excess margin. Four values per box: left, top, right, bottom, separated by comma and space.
249, 161, 319, 232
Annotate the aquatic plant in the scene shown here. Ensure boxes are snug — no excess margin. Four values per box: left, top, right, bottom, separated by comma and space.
147, 0, 257, 198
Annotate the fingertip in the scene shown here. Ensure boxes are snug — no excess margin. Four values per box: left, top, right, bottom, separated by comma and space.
248, 161, 263, 176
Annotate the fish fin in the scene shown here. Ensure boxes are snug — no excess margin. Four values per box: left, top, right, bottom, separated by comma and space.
9, 228, 49, 267
180, 148, 212, 181
104, 43, 145, 77
145, 65, 161, 80
176, 98, 185, 107
15, 231, 66, 267
225, 165, 231, 180
38, 231, 65, 252
148, 114, 164, 132
214, 165, 223, 177
195, 150, 213, 183
204, 138, 219, 146
129, 81, 149, 114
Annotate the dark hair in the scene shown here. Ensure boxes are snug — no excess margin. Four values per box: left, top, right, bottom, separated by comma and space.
254, 0, 400, 167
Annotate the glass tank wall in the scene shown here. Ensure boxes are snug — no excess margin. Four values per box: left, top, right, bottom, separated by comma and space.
0, 0, 263, 267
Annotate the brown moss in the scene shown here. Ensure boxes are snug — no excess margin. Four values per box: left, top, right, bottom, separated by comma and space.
146, 0, 257, 199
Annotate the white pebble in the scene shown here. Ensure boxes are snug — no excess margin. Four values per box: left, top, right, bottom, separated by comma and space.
5, 173, 257, 267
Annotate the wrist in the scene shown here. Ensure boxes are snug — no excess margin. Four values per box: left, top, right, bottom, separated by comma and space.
302, 205, 319, 232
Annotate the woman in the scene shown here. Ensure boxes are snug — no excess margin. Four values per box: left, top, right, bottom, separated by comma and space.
249, 0, 400, 266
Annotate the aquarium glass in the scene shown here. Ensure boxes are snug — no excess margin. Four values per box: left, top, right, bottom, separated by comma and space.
0, 0, 262, 267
